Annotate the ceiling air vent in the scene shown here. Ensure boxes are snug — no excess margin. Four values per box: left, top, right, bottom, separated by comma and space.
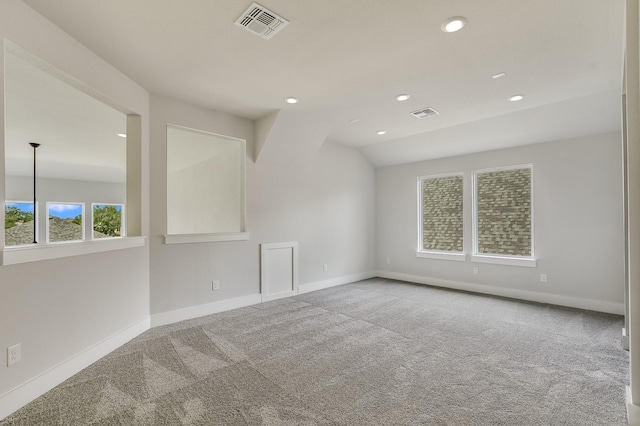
411, 107, 440, 119
235, 3, 289, 40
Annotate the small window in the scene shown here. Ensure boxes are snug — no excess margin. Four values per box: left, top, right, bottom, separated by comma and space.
47, 202, 84, 243
473, 165, 533, 258
417, 173, 464, 259
5, 202, 36, 246
92, 204, 124, 239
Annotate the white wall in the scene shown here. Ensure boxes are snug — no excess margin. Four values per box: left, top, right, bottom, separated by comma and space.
376, 132, 625, 313
6, 176, 125, 204
150, 95, 376, 317
0, 0, 150, 414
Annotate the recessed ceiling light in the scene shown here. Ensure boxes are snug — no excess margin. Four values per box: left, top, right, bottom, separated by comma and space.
117, 133, 126, 138
441, 16, 467, 33
508, 94, 524, 102
492, 72, 506, 79
396, 94, 410, 101
377, 130, 387, 135
285, 97, 298, 104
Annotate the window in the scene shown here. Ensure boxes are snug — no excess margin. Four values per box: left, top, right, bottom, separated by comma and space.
2, 41, 143, 265
165, 124, 247, 244
92, 204, 124, 239
47, 203, 84, 243
417, 173, 465, 261
472, 165, 535, 266
5, 202, 36, 246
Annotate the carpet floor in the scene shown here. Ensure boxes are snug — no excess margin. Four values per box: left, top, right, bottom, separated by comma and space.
0, 278, 628, 425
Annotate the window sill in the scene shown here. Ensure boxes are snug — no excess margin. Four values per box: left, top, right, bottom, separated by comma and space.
416, 251, 467, 262
2, 236, 146, 266
164, 232, 250, 245
471, 254, 537, 268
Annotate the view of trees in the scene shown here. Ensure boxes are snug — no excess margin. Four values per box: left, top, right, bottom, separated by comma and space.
92, 205, 122, 237
5, 205, 34, 229
4, 203, 122, 238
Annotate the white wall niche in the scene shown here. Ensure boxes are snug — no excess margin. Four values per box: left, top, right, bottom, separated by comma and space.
165, 124, 246, 243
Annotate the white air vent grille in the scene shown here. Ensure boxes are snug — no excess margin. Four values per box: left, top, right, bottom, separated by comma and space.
411, 107, 440, 119
235, 3, 289, 40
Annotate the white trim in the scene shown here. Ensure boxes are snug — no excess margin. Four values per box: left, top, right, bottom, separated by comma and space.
165, 123, 247, 143
46, 202, 85, 243
90, 203, 125, 240
150, 293, 262, 327
624, 328, 630, 351
472, 164, 534, 260
417, 172, 464, 255
628, 386, 640, 426
474, 163, 534, 174
417, 171, 464, 180
166, 124, 247, 237
1, 236, 146, 265
416, 251, 466, 262
471, 254, 537, 268
261, 290, 297, 302
376, 270, 624, 315
4, 201, 38, 247
151, 271, 376, 327
164, 232, 249, 244
0, 316, 149, 420
260, 241, 299, 302
298, 271, 377, 294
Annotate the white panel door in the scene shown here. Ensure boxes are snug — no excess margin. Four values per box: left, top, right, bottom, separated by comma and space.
260, 242, 298, 302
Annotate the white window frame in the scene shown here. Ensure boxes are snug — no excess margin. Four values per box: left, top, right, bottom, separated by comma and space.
4, 200, 38, 247
46, 202, 86, 244
3, 201, 143, 266
416, 172, 466, 262
471, 164, 536, 267
91, 203, 126, 240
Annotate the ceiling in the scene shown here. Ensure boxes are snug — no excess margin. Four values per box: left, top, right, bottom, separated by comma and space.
21, 0, 625, 167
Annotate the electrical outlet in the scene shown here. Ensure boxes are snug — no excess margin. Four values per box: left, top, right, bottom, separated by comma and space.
7, 343, 21, 367
386, 257, 391, 265
212, 280, 220, 291
473, 267, 478, 275
540, 274, 548, 283
323, 264, 328, 272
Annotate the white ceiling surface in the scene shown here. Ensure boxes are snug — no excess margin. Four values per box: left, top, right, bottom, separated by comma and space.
22, 0, 625, 167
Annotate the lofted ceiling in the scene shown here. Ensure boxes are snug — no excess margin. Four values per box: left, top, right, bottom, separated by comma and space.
21, 0, 625, 167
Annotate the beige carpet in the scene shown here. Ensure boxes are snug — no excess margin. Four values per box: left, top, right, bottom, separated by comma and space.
0, 278, 628, 425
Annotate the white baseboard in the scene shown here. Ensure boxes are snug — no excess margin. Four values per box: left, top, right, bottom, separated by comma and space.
262, 290, 298, 303
628, 386, 640, 425
377, 271, 624, 315
298, 270, 377, 294
151, 271, 377, 327
0, 316, 150, 421
150, 294, 262, 328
